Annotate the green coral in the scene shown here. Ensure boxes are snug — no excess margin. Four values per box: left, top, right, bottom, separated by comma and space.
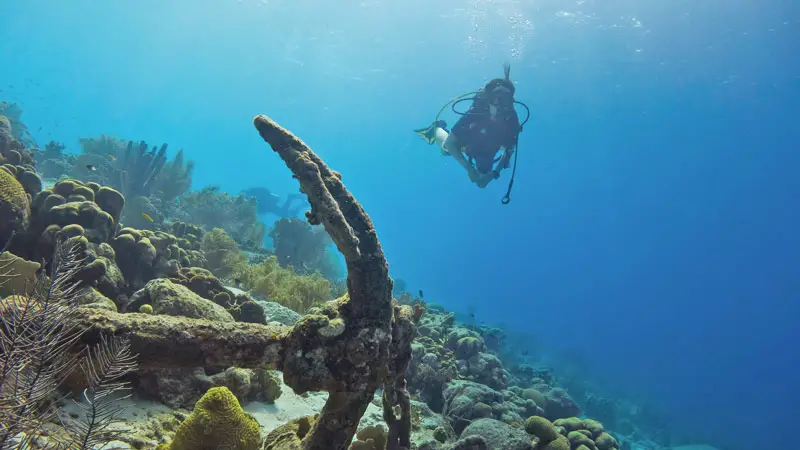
232, 255, 331, 313
157, 386, 262, 450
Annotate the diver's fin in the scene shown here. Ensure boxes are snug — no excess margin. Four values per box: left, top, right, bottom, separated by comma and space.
414, 120, 448, 145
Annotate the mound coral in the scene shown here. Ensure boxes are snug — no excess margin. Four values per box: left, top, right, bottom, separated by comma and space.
29, 179, 122, 244
172, 221, 204, 250
525, 416, 620, 450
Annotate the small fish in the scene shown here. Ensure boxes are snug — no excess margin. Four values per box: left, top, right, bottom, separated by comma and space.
107, 154, 116, 161
522, 349, 529, 356
141, 213, 153, 222
234, 278, 242, 288
86, 164, 96, 171
418, 289, 424, 298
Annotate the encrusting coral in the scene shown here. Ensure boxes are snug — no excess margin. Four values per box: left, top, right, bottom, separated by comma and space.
71, 114, 416, 450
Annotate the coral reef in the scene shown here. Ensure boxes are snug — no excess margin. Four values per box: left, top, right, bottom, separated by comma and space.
69, 115, 416, 449
0, 108, 666, 450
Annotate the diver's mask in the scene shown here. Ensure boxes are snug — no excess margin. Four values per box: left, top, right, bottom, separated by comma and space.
488, 84, 513, 106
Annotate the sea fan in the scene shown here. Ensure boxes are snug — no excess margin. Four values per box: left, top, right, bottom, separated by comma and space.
0, 236, 87, 448
0, 235, 138, 449
63, 334, 137, 450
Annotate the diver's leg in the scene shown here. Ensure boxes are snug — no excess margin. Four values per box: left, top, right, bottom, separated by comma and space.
443, 134, 480, 182
434, 127, 450, 149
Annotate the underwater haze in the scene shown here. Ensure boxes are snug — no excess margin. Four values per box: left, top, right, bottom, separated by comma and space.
2, 0, 799, 449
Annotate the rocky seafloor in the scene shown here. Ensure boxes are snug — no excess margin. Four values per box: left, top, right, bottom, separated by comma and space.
0, 103, 718, 450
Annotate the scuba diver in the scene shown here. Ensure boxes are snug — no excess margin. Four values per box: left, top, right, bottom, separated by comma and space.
414, 63, 529, 204
241, 187, 305, 218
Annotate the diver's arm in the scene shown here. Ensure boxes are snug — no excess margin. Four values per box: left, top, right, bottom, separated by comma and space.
495, 147, 514, 175
451, 150, 481, 182
474, 148, 512, 188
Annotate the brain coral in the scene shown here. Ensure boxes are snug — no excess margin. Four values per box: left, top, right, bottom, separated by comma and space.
157, 386, 262, 450
0, 166, 30, 245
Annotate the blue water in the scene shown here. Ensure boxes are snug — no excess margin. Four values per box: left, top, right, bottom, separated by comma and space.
2, 1, 798, 449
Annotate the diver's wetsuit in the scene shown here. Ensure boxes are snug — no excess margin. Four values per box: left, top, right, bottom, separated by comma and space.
450, 90, 520, 173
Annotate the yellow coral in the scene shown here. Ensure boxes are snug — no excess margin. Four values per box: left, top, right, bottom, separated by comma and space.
160, 386, 262, 450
